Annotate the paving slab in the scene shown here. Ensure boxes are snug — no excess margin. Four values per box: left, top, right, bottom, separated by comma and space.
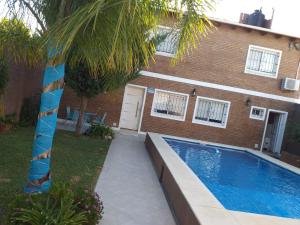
95, 131, 176, 225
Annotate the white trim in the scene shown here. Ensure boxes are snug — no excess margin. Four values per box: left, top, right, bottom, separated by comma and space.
140, 70, 300, 104
192, 96, 231, 128
155, 51, 175, 58
244, 45, 282, 79
157, 25, 172, 30
260, 109, 288, 152
150, 88, 189, 122
138, 86, 147, 133
249, 106, 267, 121
119, 84, 147, 132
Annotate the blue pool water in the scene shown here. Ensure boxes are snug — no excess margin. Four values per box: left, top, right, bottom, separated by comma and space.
164, 137, 300, 219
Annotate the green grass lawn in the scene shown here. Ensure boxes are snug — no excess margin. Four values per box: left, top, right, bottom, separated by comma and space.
0, 127, 110, 222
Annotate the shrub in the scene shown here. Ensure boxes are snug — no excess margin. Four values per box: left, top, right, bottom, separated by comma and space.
0, 114, 17, 126
74, 188, 104, 224
8, 183, 104, 225
19, 96, 39, 127
0, 115, 17, 133
86, 124, 114, 140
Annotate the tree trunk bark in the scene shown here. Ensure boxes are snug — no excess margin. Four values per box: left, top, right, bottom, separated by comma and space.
25, 0, 68, 194
24, 61, 65, 193
75, 96, 88, 136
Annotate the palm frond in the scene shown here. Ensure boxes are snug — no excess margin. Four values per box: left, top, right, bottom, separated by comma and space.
51, 0, 215, 75
0, 18, 45, 66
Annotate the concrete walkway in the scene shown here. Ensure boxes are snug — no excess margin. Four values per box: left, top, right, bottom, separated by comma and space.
95, 131, 176, 225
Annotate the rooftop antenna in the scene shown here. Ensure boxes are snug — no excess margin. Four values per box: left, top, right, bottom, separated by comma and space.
271, 8, 275, 20
268, 8, 275, 28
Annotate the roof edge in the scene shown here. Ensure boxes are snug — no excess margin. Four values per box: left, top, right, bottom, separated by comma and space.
210, 17, 300, 40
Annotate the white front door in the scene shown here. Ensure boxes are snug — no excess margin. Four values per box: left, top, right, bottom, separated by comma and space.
120, 86, 145, 131
261, 110, 288, 154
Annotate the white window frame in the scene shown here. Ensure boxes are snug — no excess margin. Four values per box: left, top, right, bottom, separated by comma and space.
151, 89, 189, 122
192, 96, 231, 128
244, 45, 282, 79
155, 25, 180, 58
249, 106, 266, 121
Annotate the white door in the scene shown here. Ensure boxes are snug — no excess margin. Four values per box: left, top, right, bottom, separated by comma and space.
273, 113, 287, 154
120, 86, 145, 130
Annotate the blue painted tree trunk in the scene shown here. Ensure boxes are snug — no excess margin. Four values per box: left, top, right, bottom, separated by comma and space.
24, 58, 65, 193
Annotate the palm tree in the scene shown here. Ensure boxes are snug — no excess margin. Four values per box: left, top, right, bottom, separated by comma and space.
2, 0, 215, 193
2, 0, 92, 193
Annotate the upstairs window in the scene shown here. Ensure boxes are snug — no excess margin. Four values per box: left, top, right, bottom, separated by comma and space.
151, 89, 189, 121
155, 26, 179, 57
245, 45, 281, 78
192, 97, 230, 128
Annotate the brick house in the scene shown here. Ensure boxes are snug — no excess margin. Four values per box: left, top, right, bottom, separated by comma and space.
60, 18, 300, 154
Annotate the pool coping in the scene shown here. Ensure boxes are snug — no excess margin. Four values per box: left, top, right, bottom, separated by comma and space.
162, 133, 300, 176
146, 132, 300, 225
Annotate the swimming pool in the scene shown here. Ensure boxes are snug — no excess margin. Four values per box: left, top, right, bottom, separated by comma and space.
164, 137, 300, 219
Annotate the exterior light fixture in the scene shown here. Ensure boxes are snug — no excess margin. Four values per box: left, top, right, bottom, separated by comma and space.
245, 97, 251, 106
191, 88, 196, 97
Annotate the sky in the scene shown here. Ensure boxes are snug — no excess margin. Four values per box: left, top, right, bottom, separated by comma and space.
1, 0, 300, 37
211, 0, 300, 37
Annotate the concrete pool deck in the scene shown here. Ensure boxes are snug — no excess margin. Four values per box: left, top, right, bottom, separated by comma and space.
95, 131, 176, 225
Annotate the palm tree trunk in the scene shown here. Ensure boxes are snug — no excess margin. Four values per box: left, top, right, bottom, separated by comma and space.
24, 0, 67, 194
75, 96, 88, 136
24, 61, 65, 193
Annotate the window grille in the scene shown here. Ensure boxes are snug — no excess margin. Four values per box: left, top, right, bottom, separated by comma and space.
193, 97, 230, 128
245, 45, 281, 77
250, 106, 266, 120
155, 27, 179, 55
152, 90, 188, 121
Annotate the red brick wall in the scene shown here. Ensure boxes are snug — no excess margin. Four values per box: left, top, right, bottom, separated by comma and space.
60, 86, 125, 127
147, 24, 300, 98
4, 62, 43, 118
59, 23, 299, 150
60, 74, 295, 150
130, 76, 295, 149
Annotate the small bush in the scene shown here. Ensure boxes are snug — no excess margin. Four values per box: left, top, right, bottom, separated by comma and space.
74, 188, 104, 224
0, 115, 17, 133
8, 183, 104, 225
19, 96, 39, 127
86, 124, 114, 140
0, 114, 17, 126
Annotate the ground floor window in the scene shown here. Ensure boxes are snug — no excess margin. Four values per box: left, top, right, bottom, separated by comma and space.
250, 106, 266, 120
192, 96, 230, 128
151, 89, 189, 121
